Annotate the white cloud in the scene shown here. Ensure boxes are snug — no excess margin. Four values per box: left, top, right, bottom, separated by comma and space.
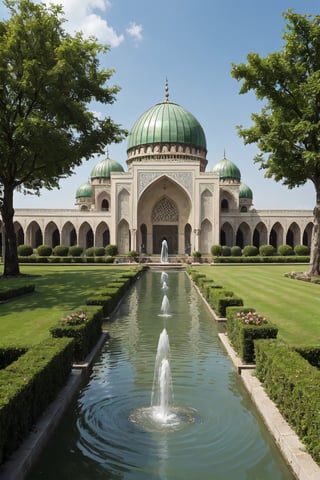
126, 22, 143, 43
43, 0, 124, 47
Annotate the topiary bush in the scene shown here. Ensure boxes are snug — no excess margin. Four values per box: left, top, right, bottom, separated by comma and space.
231, 246, 242, 257
211, 245, 222, 256
294, 244, 310, 255
277, 244, 293, 256
105, 244, 118, 256
259, 244, 275, 256
37, 245, 52, 256
53, 245, 69, 256
17, 244, 33, 256
221, 246, 231, 256
68, 245, 83, 257
242, 245, 258, 257
95, 247, 106, 257
85, 247, 95, 257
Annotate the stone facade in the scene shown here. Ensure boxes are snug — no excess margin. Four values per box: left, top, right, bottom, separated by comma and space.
2, 94, 314, 256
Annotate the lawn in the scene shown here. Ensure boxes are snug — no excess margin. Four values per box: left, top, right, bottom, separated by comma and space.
0, 265, 135, 347
195, 264, 320, 346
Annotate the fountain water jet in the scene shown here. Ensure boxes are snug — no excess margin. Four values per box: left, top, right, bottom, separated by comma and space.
130, 327, 197, 432
160, 239, 168, 263
159, 295, 170, 317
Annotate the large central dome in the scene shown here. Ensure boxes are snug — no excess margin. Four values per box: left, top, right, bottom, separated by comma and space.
127, 101, 207, 151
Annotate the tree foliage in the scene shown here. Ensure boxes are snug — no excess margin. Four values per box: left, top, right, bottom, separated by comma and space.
0, 0, 126, 276
231, 10, 320, 275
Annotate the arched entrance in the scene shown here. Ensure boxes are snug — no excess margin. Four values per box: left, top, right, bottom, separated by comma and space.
137, 175, 191, 255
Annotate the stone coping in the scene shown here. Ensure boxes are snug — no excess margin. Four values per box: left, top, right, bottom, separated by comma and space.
218, 332, 320, 480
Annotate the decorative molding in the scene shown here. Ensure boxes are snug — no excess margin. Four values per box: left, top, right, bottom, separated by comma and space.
138, 171, 193, 196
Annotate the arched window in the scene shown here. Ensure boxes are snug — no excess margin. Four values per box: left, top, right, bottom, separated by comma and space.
101, 199, 109, 211
221, 199, 229, 212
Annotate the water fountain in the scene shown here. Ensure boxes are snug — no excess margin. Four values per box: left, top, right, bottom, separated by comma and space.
160, 238, 168, 263
159, 294, 170, 317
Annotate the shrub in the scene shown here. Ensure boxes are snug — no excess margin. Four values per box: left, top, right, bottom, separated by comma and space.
84, 247, 95, 257
277, 244, 293, 256
230, 246, 242, 257
211, 245, 222, 256
259, 244, 275, 256
127, 250, 138, 258
68, 245, 83, 257
37, 245, 52, 256
95, 247, 106, 257
192, 250, 202, 258
221, 246, 231, 256
17, 244, 33, 256
53, 245, 69, 256
105, 244, 118, 256
294, 244, 310, 255
242, 245, 258, 257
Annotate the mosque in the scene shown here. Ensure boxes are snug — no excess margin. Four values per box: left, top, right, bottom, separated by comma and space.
10, 85, 313, 257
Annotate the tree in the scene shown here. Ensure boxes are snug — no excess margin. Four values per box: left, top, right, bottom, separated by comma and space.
231, 10, 320, 276
0, 0, 126, 276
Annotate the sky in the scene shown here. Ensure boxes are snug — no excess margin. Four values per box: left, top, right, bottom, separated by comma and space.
2, 0, 320, 210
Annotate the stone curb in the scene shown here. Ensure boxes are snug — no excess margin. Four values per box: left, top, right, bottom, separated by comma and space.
218, 332, 320, 480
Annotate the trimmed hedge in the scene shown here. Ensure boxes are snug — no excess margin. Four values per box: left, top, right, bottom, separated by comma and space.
0, 284, 35, 301
255, 340, 320, 464
226, 306, 278, 363
0, 347, 27, 369
50, 305, 103, 362
214, 255, 310, 264
0, 337, 74, 465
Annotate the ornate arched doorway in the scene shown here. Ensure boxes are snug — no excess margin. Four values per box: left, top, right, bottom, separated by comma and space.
137, 175, 191, 255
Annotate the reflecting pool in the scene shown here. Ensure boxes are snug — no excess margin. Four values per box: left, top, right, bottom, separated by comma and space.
28, 270, 294, 480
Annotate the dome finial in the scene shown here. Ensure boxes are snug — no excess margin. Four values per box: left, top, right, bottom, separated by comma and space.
165, 78, 169, 102
106, 146, 109, 158
224, 148, 227, 159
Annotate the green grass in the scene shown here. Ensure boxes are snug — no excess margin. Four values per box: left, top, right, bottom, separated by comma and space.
0, 265, 134, 347
195, 264, 320, 346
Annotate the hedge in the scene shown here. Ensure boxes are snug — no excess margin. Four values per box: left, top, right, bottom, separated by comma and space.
214, 255, 310, 264
0, 337, 74, 465
255, 340, 320, 464
226, 306, 278, 363
0, 284, 35, 301
50, 305, 103, 362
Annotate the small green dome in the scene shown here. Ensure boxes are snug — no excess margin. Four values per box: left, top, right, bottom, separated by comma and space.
127, 101, 207, 151
211, 157, 241, 182
239, 182, 253, 199
75, 182, 93, 198
91, 156, 124, 179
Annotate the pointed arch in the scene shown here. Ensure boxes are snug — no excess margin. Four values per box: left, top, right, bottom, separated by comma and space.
79, 222, 94, 249
236, 222, 251, 248
200, 219, 212, 253
61, 221, 77, 246
118, 219, 130, 254
253, 222, 268, 248
95, 221, 110, 247
220, 222, 234, 246
26, 221, 43, 248
44, 221, 60, 247
201, 188, 213, 221
286, 222, 300, 248
269, 222, 284, 249
13, 221, 24, 246
303, 222, 313, 247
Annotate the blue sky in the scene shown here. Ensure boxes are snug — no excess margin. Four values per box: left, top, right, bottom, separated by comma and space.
3, 0, 320, 210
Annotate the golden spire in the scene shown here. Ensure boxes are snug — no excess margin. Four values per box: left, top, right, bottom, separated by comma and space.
165, 78, 169, 102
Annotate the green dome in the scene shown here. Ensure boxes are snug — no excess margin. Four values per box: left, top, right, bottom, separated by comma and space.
91, 156, 124, 179
75, 182, 93, 198
211, 157, 241, 181
127, 101, 207, 151
239, 182, 253, 199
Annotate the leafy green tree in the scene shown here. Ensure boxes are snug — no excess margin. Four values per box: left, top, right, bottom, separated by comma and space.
231, 10, 320, 275
0, 0, 126, 276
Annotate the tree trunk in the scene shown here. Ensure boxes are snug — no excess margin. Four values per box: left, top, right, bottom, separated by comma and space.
307, 195, 320, 276
1, 184, 20, 276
